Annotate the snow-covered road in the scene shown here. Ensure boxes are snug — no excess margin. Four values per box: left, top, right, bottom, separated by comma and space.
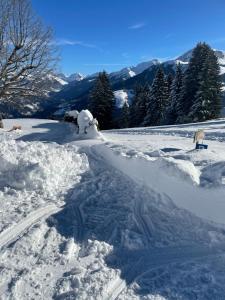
1, 118, 225, 299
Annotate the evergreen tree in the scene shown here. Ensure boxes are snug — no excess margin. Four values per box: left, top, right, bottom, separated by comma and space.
189, 47, 222, 121
119, 102, 130, 128
89, 71, 115, 129
161, 73, 174, 124
144, 67, 168, 126
165, 63, 183, 124
129, 85, 150, 127
177, 42, 221, 123
166, 73, 174, 97
129, 85, 143, 127
136, 85, 150, 126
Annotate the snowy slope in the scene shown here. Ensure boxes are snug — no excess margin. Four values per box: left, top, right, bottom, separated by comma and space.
47, 74, 68, 86
102, 120, 225, 224
1, 118, 225, 299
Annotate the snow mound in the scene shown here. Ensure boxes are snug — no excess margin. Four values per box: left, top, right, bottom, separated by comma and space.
201, 161, 225, 187
158, 157, 201, 185
0, 140, 88, 198
77, 110, 104, 140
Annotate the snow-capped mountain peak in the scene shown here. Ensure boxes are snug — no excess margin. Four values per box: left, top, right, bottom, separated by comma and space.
67, 72, 85, 82
109, 59, 160, 82
47, 73, 68, 86
131, 59, 160, 74
176, 48, 225, 65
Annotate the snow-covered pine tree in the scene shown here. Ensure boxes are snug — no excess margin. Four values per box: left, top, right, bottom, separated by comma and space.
165, 63, 183, 124
177, 42, 211, 123
144, 67, 168, 126
119, 101, 130, 128
188, 46, 222, 122
89, 71, 115, 129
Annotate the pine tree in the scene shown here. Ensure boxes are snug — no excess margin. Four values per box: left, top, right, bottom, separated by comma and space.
129, 85, 150, 127
189, 47, 222, 121
129, 85, 143, 127
166, 73, 174, 96
144, 67, 168, 126
177, 42, 220, 123
161, 73, 174, 124
89, 71, 115, 129
165, 63, 183, 124
136, 85, 150, 126
119, 102, 130, 128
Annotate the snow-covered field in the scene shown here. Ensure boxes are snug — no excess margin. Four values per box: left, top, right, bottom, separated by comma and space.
1, 118, 225, 299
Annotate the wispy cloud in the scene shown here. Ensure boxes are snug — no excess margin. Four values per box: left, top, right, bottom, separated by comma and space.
128, 22, 146, 30
54, 38, 102, 51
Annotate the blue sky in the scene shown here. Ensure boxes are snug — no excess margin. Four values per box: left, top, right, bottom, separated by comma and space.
32, 0, 225, 76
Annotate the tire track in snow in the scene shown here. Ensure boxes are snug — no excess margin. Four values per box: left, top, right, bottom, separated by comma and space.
0, 204, 61, 250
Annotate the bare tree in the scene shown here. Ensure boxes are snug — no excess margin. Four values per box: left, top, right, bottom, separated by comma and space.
0, 0, 57, 105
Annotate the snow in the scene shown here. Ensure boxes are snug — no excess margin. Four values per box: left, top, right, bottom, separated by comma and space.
0, 126, 88, 235
220, 65, 225, 75
67, 72, 85, 82
110, 60, 160, 81
110, 67, 135, 80
114, 90, 134, 108
128, 69, 136, 77
1, 118, 225, 299
66, 109, 79, 118
47, 73, 68, 86
77, 109, 104, 140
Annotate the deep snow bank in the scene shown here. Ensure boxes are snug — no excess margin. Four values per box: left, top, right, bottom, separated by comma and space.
0, 140, 88, 198
0, 139, 89, 232
93, 143, 225, 224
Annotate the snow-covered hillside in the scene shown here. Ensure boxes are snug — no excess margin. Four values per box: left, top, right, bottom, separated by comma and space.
1, 118, 225, 299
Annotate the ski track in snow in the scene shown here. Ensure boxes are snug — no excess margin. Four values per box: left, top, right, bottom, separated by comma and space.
0, 204, 61, 250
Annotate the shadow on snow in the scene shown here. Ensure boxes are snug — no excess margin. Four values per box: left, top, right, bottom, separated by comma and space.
45, 146, 225, 299
17, 121, 75, 144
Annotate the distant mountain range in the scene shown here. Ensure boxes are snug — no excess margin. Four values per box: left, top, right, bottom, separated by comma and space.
2, 48, 225, 118
34, 48, 225, 119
